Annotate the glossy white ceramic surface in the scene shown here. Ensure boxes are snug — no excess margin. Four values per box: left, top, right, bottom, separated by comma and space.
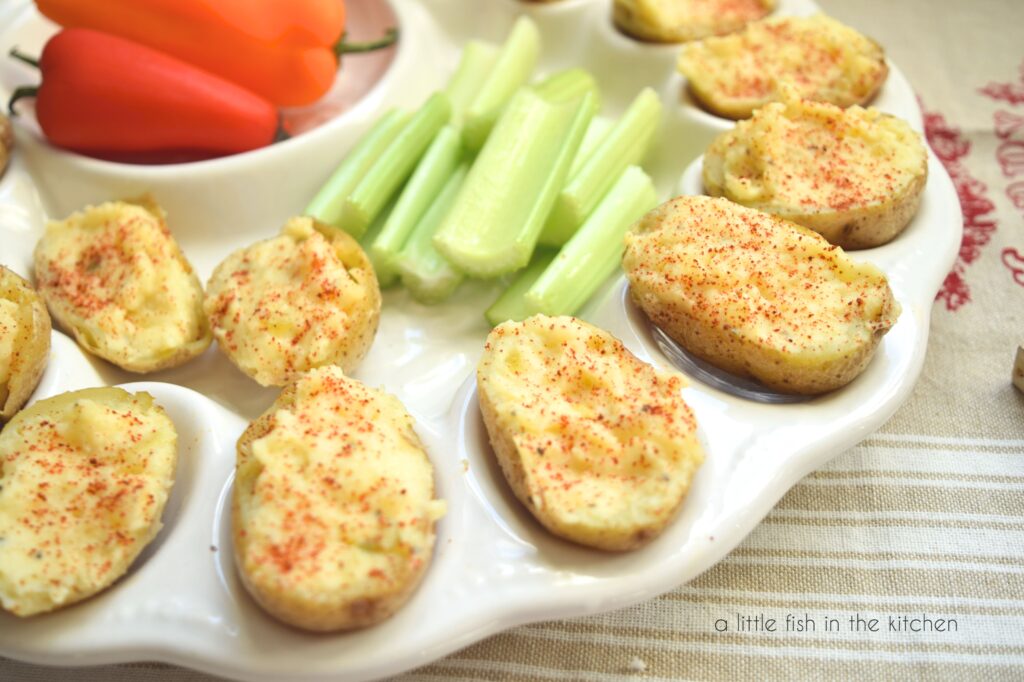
0, 0, 961, 680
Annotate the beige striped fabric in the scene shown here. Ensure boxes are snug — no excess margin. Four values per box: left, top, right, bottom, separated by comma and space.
3, 0, 1024, 680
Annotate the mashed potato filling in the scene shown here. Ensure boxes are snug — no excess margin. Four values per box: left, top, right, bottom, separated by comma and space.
478, 316, 703, 546
205, 218, 378, 386
678, 15, 886, 117
34, 201, 207, 368
614, 0, 773, 43
0, 298, 18, 388
235, 366, 445, 607
0, 389, 176, 616
624, 197, 894, 357
707, 99, 927, 213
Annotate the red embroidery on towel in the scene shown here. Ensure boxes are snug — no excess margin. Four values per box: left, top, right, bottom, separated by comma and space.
1003, 248, 1024, 288
979, 61, 1024, 106
922, 106, 998, 310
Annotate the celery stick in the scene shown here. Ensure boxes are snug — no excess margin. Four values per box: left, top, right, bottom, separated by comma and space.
462, 16, 541, 151
305, 109, 408, 227
526, 165, 657, 315
370, 125, 462, 275
533, 68, 601, 108
570, 115, 614, 177
433, 89, 596, 279
397, 164, 470, 304
447, 40, 500, 126
340, 93, 451, 238
485, 250, 557, 326
540, 87, 662, 246
359, 199, 400, 288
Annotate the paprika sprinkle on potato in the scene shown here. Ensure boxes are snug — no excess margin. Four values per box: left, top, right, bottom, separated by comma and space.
702, 97, 928, 248
34, 199, 211, 373
677, 15, 888, 119
477, 315, 704, 551
0, 387, 177, 617
203, 217, 380, 387
233, 366, 445, 631
623, 196, 901, 394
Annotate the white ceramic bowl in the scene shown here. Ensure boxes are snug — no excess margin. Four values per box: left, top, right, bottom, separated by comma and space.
0, 0, 961, 680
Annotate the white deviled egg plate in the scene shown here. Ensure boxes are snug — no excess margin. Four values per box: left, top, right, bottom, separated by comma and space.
0, 0, 961, 680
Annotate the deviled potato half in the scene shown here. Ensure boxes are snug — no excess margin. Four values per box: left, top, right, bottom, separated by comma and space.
703, 98, 928, 249
233, 366, 445, 631
34, 199, 211, 373
204, 217, 380, 387
677, 15, 888, 119
623, 196, 901, 394
0, 387, 177, 617
477, 315, 704, 551
613, 0, 774, 44
0, 266, 51, 421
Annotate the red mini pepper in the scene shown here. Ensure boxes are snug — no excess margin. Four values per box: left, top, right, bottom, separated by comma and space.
34, 0, 397, 107
8, 29, 281, 157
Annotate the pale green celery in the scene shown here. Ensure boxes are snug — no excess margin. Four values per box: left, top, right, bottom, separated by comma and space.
539, 87, 662, 246
305, 109, 408, 228
484, 250, 557, 326
358, 199, 400, 288
569, 115, 614, 177
370, 125, 462, 275
533, 68, 601, 108
462, 16, 540, 150
525, 165, 657, 316
433, 89, 597, 279
396, 164, 470, 304
340, 93, 451, 238
446, 40, 500, 127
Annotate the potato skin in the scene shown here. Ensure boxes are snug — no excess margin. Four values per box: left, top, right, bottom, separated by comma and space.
702, 101, 928, 249
768, 173, 926, 250
623, 197, 901, 395
0, 267, 51, 421
0, 114, 12, 177
233, 368, 441, 631
477, 315, 703, 551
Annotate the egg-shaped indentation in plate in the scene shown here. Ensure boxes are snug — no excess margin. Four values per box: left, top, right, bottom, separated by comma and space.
442, 355, 742, 641
0, 382, 245, 654
194, 386, 495, 682
454, 355, 717, 581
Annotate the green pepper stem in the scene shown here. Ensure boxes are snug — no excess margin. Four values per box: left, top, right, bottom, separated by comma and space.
335, 28, 398, 57
9, 48, 40, 69
273, 118, 291, 143
8, 85, 39, 116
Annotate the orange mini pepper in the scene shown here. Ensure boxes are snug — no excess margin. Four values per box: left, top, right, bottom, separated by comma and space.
34, 0, 397, 107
